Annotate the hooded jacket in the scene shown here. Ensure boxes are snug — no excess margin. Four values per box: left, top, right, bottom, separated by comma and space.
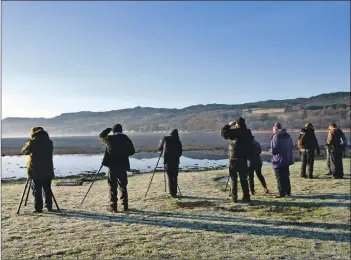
22, 128, 54, 180
270, 129, 294, 169
248, 139, 262, 167
158, 130, 183, 165
99, 128, 135, 171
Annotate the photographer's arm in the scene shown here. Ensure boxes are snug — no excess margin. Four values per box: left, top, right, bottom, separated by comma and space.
158, 138, 165, 151
22, 140, 32, 155
99, 128, 112, 146
127, 137, 135, 156
178, 141, 183, 157
314, 134, 320, 155
270, 135, 279, 155
221, 122, 241, 140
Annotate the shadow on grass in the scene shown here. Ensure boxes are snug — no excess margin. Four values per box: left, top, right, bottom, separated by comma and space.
48, 209, 351, 242
314, 175, 351, 180
179, 195, 224, 201
130, 208, 351, 231
290, 193, 351, 200
249, 200, 350, 208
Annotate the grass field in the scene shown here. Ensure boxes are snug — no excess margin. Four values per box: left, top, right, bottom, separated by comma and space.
1, 159, 350, 259
252, 108, 285, 114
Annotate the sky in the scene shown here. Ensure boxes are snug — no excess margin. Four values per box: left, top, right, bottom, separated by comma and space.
2, 1, 350, 119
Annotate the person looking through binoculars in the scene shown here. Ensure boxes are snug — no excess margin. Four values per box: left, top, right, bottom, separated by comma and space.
99, 124, 135, 212
221, 117, 253, 203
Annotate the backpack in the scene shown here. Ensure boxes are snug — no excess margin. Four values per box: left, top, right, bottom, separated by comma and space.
330, 129, 343, 148
297, 131, 306, 150
252, 140, 261, 155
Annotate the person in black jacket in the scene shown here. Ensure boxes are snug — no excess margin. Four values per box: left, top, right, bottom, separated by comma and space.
248, 137, 269, 195
99, 124, 135, 212
325, 123, 348, 179
158, 129, 183, 198
297, 123, 320, 179
221, 117, 253, 203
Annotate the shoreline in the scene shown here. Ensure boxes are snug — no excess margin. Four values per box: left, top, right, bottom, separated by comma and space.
1, 145, 229, 157
2, 128, 350, 138
2, 145, 349, 157
2, 165, 231, 184
2, 153, 346, 184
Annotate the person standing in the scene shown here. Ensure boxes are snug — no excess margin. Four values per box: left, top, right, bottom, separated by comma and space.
324, 140, 332, 175
270, 123, 294, 198
248, 137, 269, 195
221, 117, 253, 203
297, 123, 320, 179
325, 123, 347, 179
99, 124, 135, 212
22, 127, 55, 213
158, 129, 183, 198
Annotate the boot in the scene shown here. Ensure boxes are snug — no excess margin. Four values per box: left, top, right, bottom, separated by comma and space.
123, 203, 128, 211
242, 196, 251, 203
108, 203, 117, 213
264, 187, 269, 194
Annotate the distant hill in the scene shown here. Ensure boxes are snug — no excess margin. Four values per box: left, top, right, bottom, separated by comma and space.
2, 92, 350, 137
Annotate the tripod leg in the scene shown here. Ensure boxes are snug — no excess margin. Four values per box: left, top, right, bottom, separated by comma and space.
16, 179, 30, 214
224, 176, 229, 191
80, 164, 103, 205
144, 151, 163, 198
24, 179, 32, 206
177, 184, 182, 197
144, 171, 157, 198
163, 166, 167, 193
50, 188, 60, 211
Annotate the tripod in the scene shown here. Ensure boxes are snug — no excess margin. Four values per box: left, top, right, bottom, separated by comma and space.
224, 176, 232, 197
144, 150, 182, 198
16, 179, 60, 214
80, 164, 103, 205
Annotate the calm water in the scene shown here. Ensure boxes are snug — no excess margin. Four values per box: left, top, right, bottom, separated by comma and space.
1, 154, 232, 179
3, 132, 349, 150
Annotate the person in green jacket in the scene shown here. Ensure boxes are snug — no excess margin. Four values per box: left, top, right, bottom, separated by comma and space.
22, 127, 55, 213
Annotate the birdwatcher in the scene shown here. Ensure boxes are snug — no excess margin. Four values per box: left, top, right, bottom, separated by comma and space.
297, 123, 320, 179
221, 117, 253, 203
99, 124, 135, 212
248, 136, 269, 195
325, 123, 347, 179
158, 129, 183, 198
270, 123, 294, 198
22, 127, 55, 213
